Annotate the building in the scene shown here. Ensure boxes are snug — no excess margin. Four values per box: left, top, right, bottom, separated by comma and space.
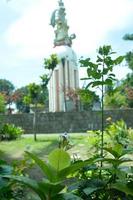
49, 0, 79, 112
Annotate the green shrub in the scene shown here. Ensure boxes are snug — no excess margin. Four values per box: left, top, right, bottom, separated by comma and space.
105, 120, 131, 147
3, 146, 133, 200
87, 120, 133, 151
0, 123, 24, 141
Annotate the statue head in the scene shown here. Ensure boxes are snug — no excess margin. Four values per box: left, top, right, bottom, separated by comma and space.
58, 0, 64, 7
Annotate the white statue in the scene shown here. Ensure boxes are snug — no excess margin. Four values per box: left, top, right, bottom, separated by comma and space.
50, 0, 76, 47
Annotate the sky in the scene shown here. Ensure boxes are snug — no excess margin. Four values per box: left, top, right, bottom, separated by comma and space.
0, 0, 133, 89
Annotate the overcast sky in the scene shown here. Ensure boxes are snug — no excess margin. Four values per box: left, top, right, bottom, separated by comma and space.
0, 0, 133, 89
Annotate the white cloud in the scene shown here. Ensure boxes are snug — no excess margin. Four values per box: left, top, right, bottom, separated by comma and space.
5, 0, 133, 60
69, 0, 133, 54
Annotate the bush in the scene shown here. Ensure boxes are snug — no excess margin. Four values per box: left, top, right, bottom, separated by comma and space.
0, 123, 24, 141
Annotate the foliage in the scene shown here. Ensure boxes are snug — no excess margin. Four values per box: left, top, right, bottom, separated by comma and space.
105, 120, 130, 147
80, 45, 124, 88
2, 143, 133, 200
0, 123, 24, 141
77, 88, 99, 110
122, 73, 133, 107
125, 51, 133, 71
23, 82, 48, 110
0, 79, 14, 95
41, 54, 59, 88
14, 86, 30, 113
43, 54, 59, 71
23, 83, 45, 141
77, 144, 133, 200
123, 33, 133, 41
123, 73, 133, 87
104, 89, 127, 108
1, 126, 133, 199
87, 120, 133, 151
3, 149, 98, 200
0, 158, 14, 200
23, 83, 41, 106
122, 32, 133, 107
106, 74, 133, 108
0, 93, 6, 113
0, 79, 16, 109
80, 45, 124, 158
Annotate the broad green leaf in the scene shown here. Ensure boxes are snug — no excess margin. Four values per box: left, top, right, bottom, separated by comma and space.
114, 56, 125, 65
113, 144, 123, 156
85, 81, 94, 88
102, 158, 132, 167
112, 181, 133, 196
103, 68, 109, 75
55, 193, 82, 200
48, 149, 71, 171
88, 62, 98, 69
80, 58, 90, 67
98, 45, 112, 56
59, 157, 101, 178
83, 187, 100, 195
108, 73, 115, 77
92, 81, 103, 87
103, 147, 121, 158
25, 151, 56, 182
97, 55, 103, 62
38, 180, 64, 197
3, 175, 46, 200
80, 77, 91, 81
104, 144, 127, 159
91, 71, 102, 79
104, 78, 113, 85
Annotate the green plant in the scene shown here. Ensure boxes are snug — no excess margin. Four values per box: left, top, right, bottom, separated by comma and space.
105, 120, 130, 147
0, 93, 6, 113
76, 144, 133, 200
77, 88, 99, 110
1, 137, 133, 200
0, 156, 15, 200
80, 45, 124, 159
41, 54, 59, 88
3, 149, 99, 200
0, 123, 24, 140
87, 130, 101, 154
104, 90, 127, 109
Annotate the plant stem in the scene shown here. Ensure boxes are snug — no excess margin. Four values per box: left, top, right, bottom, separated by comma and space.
101, 79, 104, 159
100, 62, 104, 177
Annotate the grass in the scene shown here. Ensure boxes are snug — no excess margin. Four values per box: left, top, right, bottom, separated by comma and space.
0, 133, 89, 162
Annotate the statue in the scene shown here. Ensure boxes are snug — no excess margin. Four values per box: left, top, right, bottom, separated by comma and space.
50, 0, 76, 47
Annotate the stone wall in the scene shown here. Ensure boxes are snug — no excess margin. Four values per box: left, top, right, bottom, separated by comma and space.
0, 109, 133, 133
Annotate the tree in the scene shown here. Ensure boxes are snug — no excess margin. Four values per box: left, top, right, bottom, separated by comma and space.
0, 79, 14, 95
80, 45, 124, 163
42, 54, 59, 87
104, 90, 127, 109
125, 51, 133, 71
122, 33, 133, 107
77, 88, 99, 110
23, 83, 46, 141
0, 79, 15, 110
123, 33, 133, 41
123, 33, 133, 71
13, 87, 30, 113
0, 93, 6, 113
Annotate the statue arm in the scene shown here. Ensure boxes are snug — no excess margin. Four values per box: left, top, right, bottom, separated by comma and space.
50, 10, 57, 27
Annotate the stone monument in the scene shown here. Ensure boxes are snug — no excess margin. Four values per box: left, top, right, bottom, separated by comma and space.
49, 0, 79, 112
